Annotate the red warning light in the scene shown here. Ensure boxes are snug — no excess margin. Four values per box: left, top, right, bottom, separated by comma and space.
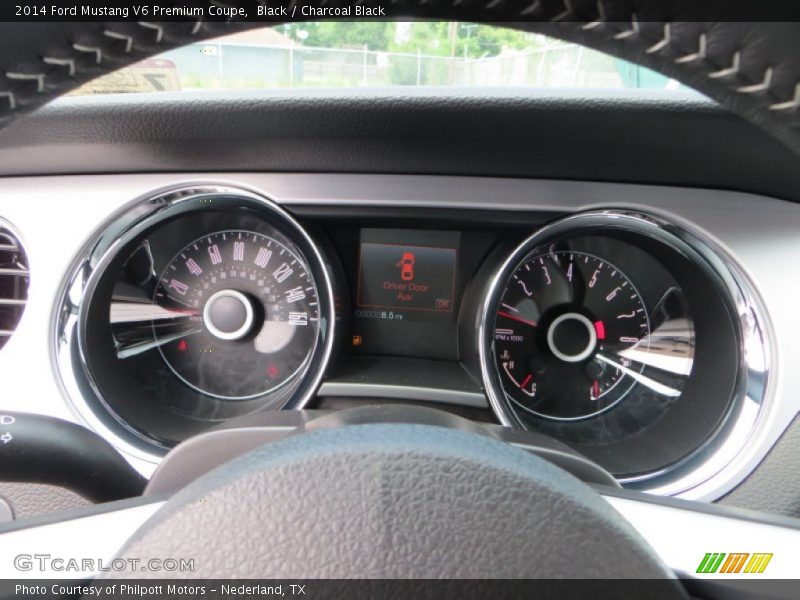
266, 364, 279, 379
178, 339, 188, 352
397, 251, 415, 282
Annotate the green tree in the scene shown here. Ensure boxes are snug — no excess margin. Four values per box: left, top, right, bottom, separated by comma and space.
389, 22, 537, 58
277, 22, 539, 57
469, 24, 539, 57
277, 22, 393, 50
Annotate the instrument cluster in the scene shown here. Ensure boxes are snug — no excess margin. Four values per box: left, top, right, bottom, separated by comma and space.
53, 184, 769, 494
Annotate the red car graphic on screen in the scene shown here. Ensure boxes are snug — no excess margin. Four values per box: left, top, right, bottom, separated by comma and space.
397, 252, 415, 281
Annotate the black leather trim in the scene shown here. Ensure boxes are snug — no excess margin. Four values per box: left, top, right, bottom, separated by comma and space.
3, 89, 800, 203
1, 11, 800, 154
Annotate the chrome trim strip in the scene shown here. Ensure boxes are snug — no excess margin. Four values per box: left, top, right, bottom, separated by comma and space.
0, 501, 164, 579
1, 494, 797, 584
0, 298, 25, 306
318, 382, 489, 408
604, 495, 800, 581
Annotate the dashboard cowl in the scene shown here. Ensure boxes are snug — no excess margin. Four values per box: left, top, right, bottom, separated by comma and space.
2, 90, 800, 204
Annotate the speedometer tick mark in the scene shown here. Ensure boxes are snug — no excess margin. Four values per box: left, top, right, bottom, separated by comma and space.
149, 229, 322, 400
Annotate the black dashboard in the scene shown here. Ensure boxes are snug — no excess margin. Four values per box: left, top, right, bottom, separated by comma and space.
0, 91, 796, 517
2, 14, 800, 592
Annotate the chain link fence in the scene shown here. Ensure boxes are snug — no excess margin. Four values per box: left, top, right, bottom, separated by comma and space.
160, 40, 672, 90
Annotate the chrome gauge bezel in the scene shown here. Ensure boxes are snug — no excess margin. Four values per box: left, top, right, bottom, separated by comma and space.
52, 183, 336, 463
478, 210, 772, 496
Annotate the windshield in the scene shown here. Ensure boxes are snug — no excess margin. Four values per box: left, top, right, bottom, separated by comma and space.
72, 22, 689, 95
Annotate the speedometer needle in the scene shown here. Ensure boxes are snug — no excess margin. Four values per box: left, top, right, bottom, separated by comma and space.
497, 311, 538, 328
110, 301, 203, 359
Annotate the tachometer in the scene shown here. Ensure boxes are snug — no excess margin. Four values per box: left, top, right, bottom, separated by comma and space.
154, 230, 320, 400
493, 251, 649, 420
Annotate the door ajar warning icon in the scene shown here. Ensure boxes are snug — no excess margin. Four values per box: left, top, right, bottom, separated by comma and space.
397, 252, 415, 282
696, 552, 773, 574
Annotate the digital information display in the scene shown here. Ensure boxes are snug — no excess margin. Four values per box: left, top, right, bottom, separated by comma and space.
351, 229, 462, 360
357, 242, 457, 314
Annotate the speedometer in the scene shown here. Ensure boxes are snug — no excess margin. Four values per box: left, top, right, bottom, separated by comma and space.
55, 184, 335, 453
154, 230, 320, 400
493, 251, 650, 420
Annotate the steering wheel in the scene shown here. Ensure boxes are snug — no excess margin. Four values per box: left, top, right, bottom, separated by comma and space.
0, 5, 798, 593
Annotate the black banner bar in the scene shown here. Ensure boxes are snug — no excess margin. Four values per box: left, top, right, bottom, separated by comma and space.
2, 0, 800, 23
2, 579, 800, 600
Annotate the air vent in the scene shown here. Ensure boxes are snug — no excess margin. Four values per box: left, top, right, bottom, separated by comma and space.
0, 222, 29, 350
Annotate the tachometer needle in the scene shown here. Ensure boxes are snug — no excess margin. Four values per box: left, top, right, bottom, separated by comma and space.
497, 311, 538, 328
595, 353, 680, 398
